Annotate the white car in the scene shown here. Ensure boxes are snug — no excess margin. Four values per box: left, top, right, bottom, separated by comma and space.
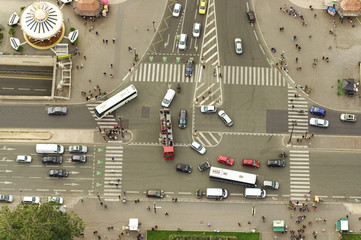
200, 105, 217, 113
16, 155, 32, 163
22, 196, 41, 204
218, 110, 233, 126
235, 38, 243, 54
173, 3, 181, 17
178, 33, 187, 50
193, 23, 201, 38
47, 196, 64, 204
309, 118, 329, 128
340, 113, 356, 122
190, 141, 206, 155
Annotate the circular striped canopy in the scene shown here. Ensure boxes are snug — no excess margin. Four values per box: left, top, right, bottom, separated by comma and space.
21, 1, 63, 40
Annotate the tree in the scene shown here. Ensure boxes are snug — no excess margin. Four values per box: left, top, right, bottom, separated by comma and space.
0, 203, 85, 240
8, 28, 16, 36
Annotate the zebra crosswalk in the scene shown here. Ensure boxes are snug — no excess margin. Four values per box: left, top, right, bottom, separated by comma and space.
103, 145, 123, 202
130, 63, 197, 83
193, 131, 222, 147
288, 87, 309, 134
86, 102, 118, 129
221, 66, 287, 86
289, 150, 310, 201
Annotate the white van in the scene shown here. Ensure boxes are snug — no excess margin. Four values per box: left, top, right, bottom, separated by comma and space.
36, 144, 64, 154
244, 188, 266, 199
206, 188, 228, 200
161, 89, 176, 108
178, 34, 187, 50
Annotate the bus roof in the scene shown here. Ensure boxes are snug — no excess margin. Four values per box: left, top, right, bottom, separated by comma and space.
209, 166, 257, 185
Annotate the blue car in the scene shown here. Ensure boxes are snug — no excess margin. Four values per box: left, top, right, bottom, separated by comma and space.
310, 106, 326, 117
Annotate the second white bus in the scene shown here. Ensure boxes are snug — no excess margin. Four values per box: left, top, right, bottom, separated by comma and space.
94, 84, 138, 119
209, 166, 257, 188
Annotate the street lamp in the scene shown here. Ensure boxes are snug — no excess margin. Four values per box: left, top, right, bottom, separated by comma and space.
288, 120, 297, 144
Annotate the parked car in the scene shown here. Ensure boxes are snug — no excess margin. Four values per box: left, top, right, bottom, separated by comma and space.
262, 180, 280, 190
309, 118, 329, 128
218, 110, 233, 126
176, 164, 192, 173
340, 113, 356, 122
185, 60, 194, 77
310, 106, 326, 117
242, 159, 260, 168
198, 161, 210, 172
246, 9, 255, 23
146, 189, 164, 198
193, 23, 201, 38
217, 155, 234, 166
47, 106, 67, 115
49, 169, 69, 177
190, 141, 206, 155
234, 38, 243, 54
0, 194, 14, 203
267, 159, 286, 168
47, 196, 64, 204
16, 155, 32, 163
22, 196, 40, 204
178, 109, 187, 128
201, 105, 217, 113
41, 156, 62, 164
199, 0, 207, 14
71, 155, 87, 163
69, 145, 88, 153
173, 3, 181, 17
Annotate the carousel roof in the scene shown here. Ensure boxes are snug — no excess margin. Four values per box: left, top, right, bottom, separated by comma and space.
21, 1, 63, 40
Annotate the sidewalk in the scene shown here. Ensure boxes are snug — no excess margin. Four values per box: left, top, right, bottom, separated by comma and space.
72, 197, 360, 240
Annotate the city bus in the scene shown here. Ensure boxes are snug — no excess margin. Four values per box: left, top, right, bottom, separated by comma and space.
209, 166, 257, 187
94, 84, 138, 119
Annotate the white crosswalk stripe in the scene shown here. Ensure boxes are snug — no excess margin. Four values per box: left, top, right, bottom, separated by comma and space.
288, 87, 309, 134
289, 150, 310, 201
222, 66, 287, 86
104, 146, 123, 201
130, 63, 197, 83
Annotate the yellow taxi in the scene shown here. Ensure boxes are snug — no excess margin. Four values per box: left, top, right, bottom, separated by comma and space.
199, 0, 207, 15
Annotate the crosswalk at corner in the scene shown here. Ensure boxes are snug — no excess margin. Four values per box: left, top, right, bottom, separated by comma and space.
103, 146, 123, 202
288, 87, 309, 135
86, 102, 118, 129
289, 150, 310, 201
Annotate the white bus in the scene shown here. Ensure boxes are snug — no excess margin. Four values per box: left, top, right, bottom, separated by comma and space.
209, 166, 257, 188
94, 84, 138, 119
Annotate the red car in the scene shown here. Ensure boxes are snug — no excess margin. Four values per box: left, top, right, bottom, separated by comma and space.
217, 155, 234, 166
242, 159, 260, 168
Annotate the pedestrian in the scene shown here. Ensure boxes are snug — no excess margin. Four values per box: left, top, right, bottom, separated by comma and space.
84, 55, 87, 60
104, 204, 107, 208
295, 43, 299, 48
292, 105, 295, 109
80, 63, 83, 68
203, 64, 205, 69
298, 46, 301, 51
294, 35, 297, 40
219, 73, 222, 78
113, 37, 116, 43
88, 79, 92, 82
314, 14, 317, 18
326, 57, 329, 63
296, 57, 298, 63
129, 47, 133, 52
311, 133, 314, 137
106, 40, 108, 44
146, 26, 150, 31
96, 31, 98, 35
110, 74, 113, 78
100, 201, 103, 206
110, 64, 113, 68
78, 52, 80, 56
76, 65, 79, 70
238, 222, 241, 226
103, 72, 106, 76
112, 157, 114, 161
103, 39, 105, 43
208, 222, 211, 227
309, 35, 312, 38
165, 212, 169, 216
175, 198, 177, 202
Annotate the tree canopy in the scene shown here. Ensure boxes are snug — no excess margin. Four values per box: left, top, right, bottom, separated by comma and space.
0, 203, 84, 240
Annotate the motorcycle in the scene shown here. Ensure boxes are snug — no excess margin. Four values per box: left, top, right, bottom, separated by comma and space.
177, 84, 181, 93
279, 152, 288, 158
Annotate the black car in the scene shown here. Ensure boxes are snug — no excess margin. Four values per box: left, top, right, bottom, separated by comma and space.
198, 161, 210, 172
176, 164, 192, 173
179, 109, 188, 129
49, 169, 69, 177
267, 159, 286, 168
185, 60, 194, 77
246, 9, 255, 23
41, 156, 63, 164
71, 155, 87, 163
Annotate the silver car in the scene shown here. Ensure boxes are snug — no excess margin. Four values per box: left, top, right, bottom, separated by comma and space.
16, 155, 32, 163
309, 118, 329, 128
200, 105, 217, 113
235, 38, 243, 54
190, 141, 206, 155
47, 106, 67, 115
0, 194, 14, 203
193, 23, 201, 38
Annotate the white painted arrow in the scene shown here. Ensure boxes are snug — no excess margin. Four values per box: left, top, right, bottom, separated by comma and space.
0, 181, 12, 184
0, 146, 15, 151
0, 158, 13, 162
0, 170, 12, 173
64, 183, 79, 186
164, 34, 170, 48
70, 171, 79, 174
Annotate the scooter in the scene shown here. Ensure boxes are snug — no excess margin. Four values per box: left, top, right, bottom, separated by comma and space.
122, 196, 126, 203
177, 84, 181, 93
279, 152, 288, 158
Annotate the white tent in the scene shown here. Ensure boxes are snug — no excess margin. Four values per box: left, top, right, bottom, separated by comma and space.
129, 218, 138, 231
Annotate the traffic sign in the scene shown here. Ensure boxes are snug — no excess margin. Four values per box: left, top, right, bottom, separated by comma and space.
162, 56, 167, 63
96, 171, 102, 176
149, 56, 154, 62
97, 148, 104, 152
96, 183, 102, 187
176, 57, 181, 63
97, 160, 103, 164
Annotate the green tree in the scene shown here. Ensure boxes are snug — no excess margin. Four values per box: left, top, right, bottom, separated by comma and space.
0, 203, 85, 240
8, 28, 15, 36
